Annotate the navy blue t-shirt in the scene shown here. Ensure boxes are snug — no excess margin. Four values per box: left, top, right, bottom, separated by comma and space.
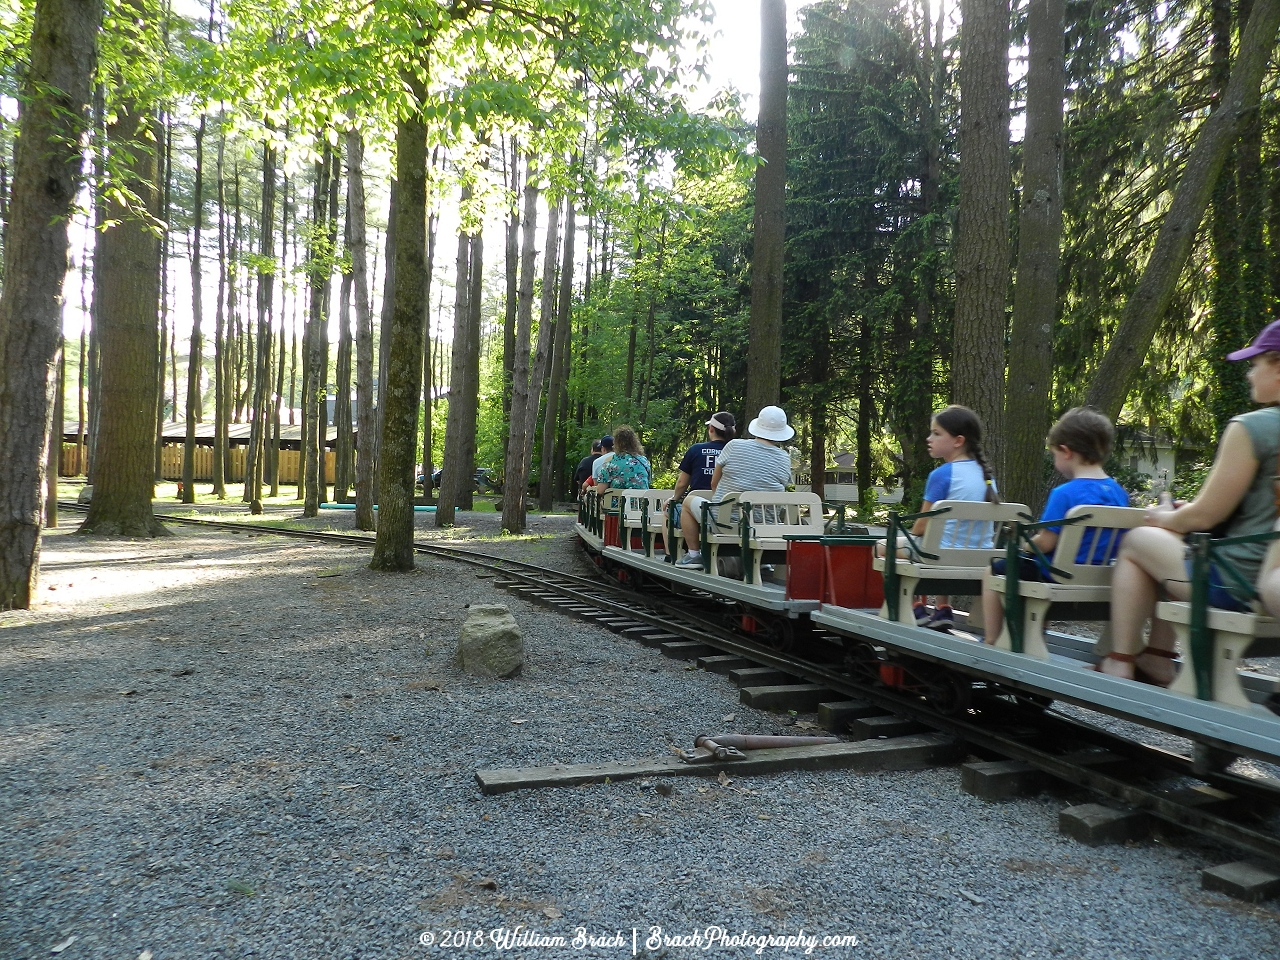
678, 440, 727, 491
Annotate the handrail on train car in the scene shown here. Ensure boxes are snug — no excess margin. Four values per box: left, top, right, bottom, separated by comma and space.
1187, 529, 1280, 700
697, 494, 740, 575
1002, 513, 1087, 654
665, 498, 679, 564
882, 505, 950, 621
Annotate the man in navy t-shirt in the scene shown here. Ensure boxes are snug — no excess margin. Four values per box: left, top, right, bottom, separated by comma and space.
673, 412, 736, 501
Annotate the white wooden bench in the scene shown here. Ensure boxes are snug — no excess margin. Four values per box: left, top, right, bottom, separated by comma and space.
618, 490, 674, 557
873, 500, 1030, 627
986, 505, 1146, 658
697, 492, 824, 583
1156, 601, 1280, 710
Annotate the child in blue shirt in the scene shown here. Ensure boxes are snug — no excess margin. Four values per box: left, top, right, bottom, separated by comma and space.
980, 406, 1129, 644
912, 405, 999, 630
870, 407, 998, 632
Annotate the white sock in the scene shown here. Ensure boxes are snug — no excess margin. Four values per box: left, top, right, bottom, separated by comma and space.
684, 550, 700, 558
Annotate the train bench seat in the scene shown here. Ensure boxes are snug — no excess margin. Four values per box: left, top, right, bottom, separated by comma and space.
986, 505, 1146, 658
873, 500, 1030, 628
1155, 601, 1280, 710
696, 492, 824, 584
618, 490, 675, 557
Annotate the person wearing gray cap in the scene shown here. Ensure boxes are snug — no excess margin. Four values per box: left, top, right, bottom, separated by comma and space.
677, 406, 794, 568
673, 412, 736, 503
1100, 320, 1280, 683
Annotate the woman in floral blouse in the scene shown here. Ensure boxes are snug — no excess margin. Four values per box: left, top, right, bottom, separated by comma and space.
593, 425, 652, 490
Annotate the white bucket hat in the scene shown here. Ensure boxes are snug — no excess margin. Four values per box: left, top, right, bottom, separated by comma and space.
748, 405, 795, 442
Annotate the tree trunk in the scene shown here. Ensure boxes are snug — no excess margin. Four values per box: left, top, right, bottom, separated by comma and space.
501, 160, 540, 534
46, 342, 65, 527
744, 0, 787, 421
303, 152, 330, 516
437, 195, 473, 528
1003, 0, 1064, 510
155, 114, 172, 490
459, 223, 482, 511
351, 128, 375, 528
317, 148, 340, 503
1236, 0, 1269, 344
894, 61, 937, 523
371, 107, 428, 571
182, 112, 206, 502
1086, 0, 1280, 418
541, 188, 577, 511
375, 180, 397, 486
212, 114, 228, 498
952, 0, 1010, 466
86, 85, 104, 485
809, 398, 825, 501
244, 140, 276, 506
639, 213, 666, 424
79, 93, 167, 538
271, 300, 284, 497
523, 194, 562, 503
420, 210, 439, 506
1209, 0, 1244, 433
1269, 105, 1280, 320
335, 262, 354, 501
0, 0, 101, 606
502, 137, 521, 438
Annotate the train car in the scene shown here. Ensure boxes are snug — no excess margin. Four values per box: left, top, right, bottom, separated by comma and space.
576, 488, 1280, 767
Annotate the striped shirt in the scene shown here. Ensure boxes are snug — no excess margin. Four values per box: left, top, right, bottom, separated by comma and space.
712, 439, 791, 503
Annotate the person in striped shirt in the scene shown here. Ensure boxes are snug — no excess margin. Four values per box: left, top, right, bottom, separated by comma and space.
677, 406, 794, 567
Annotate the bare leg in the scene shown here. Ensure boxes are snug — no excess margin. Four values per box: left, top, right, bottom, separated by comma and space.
1259, 567, 1280, 620
1104, 527, 1188, 680
680, 498, 702, 552
981, 583, 1003, 645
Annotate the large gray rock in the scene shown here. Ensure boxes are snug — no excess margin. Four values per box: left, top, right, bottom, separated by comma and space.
457, 604, 524, 678
77, 485, 93, 504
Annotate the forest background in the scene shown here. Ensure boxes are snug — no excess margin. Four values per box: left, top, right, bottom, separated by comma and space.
0, 0, 1278, 603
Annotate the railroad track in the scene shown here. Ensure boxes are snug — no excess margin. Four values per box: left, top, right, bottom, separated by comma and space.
57, 502, 1280, 869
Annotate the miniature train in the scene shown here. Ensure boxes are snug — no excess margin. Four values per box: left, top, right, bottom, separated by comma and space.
574, 488, 1280, 768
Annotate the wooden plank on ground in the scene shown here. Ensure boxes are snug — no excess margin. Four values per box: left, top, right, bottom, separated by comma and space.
474, 733, 959, 795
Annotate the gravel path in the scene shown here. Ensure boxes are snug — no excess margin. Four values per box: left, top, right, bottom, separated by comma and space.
4, 511, 1280, 960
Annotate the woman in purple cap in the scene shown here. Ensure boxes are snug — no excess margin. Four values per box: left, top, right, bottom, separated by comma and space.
1098, 321, 1280, 683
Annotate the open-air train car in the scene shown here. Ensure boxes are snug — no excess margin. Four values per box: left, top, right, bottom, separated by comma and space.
575, 489, 1280, 766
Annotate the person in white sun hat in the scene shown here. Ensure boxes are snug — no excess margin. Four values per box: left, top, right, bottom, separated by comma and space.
677, 405, 794, 567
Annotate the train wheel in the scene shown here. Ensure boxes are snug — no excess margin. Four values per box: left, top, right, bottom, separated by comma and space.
769, 617, 797, 654
925, 674, 973, 715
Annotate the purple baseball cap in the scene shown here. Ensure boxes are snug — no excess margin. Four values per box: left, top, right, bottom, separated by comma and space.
1227, 319, 1280, 361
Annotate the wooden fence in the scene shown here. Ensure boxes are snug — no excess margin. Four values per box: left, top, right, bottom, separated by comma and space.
61, 443, 337, 484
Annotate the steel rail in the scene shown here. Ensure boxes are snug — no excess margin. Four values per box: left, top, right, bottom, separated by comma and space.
55, 503, 1280, 861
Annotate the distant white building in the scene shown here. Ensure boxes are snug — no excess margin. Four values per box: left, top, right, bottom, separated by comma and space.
794, 451, 903, 505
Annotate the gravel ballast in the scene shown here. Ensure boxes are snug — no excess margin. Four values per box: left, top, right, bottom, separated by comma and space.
4, 509, 1280, 959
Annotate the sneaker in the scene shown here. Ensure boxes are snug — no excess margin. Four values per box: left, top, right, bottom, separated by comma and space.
912, 603, 930, 627
677, 553, 703, 567
928, 606, 955, 631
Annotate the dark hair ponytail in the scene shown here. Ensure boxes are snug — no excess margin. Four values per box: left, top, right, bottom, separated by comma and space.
933, 404, 1000, 504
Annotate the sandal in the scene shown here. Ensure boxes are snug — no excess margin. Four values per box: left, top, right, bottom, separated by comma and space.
1134, 645, 1178, 688
1092, 648, 1178, 686
1091, 651, 1137, 679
